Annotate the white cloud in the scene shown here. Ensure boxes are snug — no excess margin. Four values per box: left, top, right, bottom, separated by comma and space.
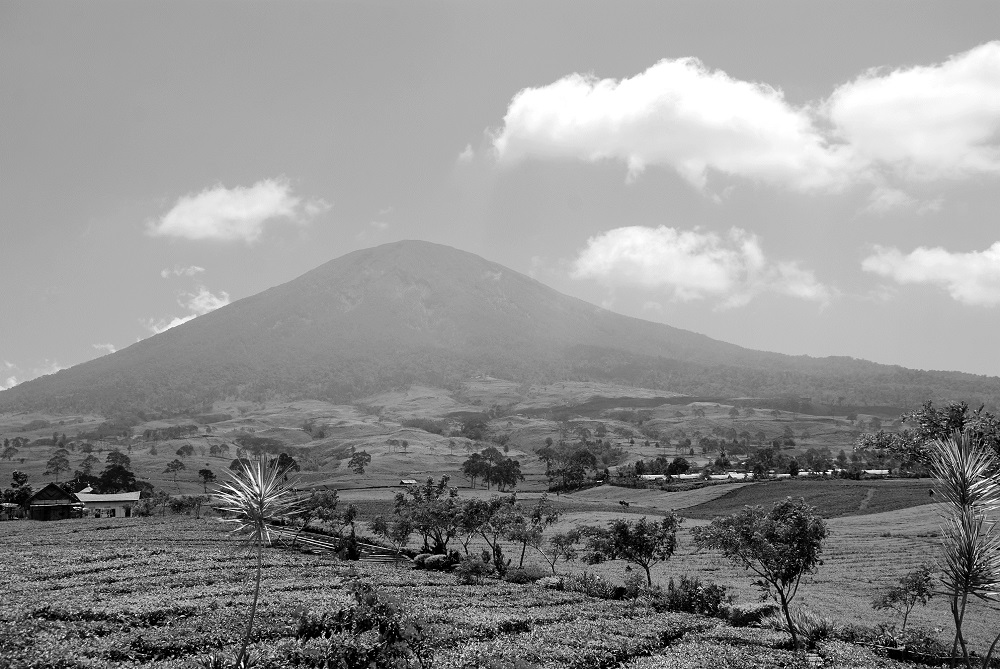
487, 42, 1000, 197
148, 178, 330, 243
862, 242, 1000, 306
457, 144, 475, 163
159, 264, 205, 279
92, 343, 117, 356
146, 286, 231, 334
0, 359, 66, 391
827, 41, 1000, 182
572, 225, 833, 307
491, 57, 855, 191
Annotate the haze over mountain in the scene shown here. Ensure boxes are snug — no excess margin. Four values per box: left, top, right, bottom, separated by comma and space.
3, 240, 999, 416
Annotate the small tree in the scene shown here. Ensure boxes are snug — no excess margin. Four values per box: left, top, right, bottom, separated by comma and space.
507, 494, 560, 568
293, 488, 340, 545
394, 476, 462, 554
582, 514, 681, 587
348, 450, 372, 475
692, 497, 828, 649
872, 564, 934, 632
198, 468, 217, 493
535, 528, 582, 574
369, 515, 414, 565
44, 453, 71, 481
164, 459, 186, 487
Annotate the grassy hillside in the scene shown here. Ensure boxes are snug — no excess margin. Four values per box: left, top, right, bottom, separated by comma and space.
1, 515, 981, 668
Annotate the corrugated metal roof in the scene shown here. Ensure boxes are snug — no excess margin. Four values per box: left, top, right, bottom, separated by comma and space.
76, 492, 141, 503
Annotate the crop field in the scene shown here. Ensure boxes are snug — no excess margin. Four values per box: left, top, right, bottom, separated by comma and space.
1, 516, 926, 669
678, 478, 938, 520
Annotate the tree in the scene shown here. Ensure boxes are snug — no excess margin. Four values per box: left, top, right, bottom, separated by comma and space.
96, 464, 137, 493
1, 445, 17, 460
273, 453, 300, 481
666, 457, 690, 476
214, 457, 300, 669
871, 564, 934, 632
294, 489, 340, 545
44, 453, 71, 481
198, 468, 217, 493
3, 470, 33, 509
463, 495, 521, 575
728, 406, 740, 419
692, 497, 828, 649
369, 515, 414, 566
461, 452, 488, 488
535, 529, 582, 574
79, 453, 100, 476
582, 514, 681, 587
394, 476, 462, 554
493, 457, 524, 492
106, 449, 131, 469
348, 450, 372, 475
164, 459, 186, 487
927, 433, 1000, 667
176, 443, 194, 458
507, 494, 559, 568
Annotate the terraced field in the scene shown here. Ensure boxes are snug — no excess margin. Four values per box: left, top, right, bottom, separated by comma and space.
0, 517, 922, 669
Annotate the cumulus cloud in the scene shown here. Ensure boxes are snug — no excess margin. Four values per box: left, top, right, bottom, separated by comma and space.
862, 242, 1000, 306
827, 41, 1000, 182
148, 178, 331, 243
160, 265, 205, 279
572, 225, 833, 307
146, 286, 231, 334
488, 42, 1000, 197
457, 144, 475, 163
492, 58, 854, 191
92, 343, 117, 356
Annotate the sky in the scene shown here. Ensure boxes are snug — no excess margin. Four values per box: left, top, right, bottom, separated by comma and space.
3, 1, 1000, 390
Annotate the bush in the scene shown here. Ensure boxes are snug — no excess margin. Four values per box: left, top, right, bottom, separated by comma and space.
652, 575, 729, 616
503, 566, 549, 585
455, 558, 494, 585
764, 606, 836, 649
422, 554, 452, 571
721, 602, 780, 627
535, 576, 563, 590
562, 571, 618, 599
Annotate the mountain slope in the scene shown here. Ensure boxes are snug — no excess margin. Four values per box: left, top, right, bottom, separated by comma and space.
3, 240, 999, 415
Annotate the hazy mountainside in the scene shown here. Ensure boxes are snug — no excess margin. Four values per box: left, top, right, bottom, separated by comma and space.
3, 240, 1000, 415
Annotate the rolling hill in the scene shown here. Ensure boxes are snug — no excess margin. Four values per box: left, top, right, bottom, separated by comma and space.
2, 240, 999, 416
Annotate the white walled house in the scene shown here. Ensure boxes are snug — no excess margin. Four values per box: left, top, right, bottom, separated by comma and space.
75, 490, 141, 518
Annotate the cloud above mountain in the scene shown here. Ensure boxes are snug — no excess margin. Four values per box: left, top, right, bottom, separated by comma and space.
145, 286, 231, 334
490, 42, 1000, 200
572, 225, 832, 307
148, 178, 330, 243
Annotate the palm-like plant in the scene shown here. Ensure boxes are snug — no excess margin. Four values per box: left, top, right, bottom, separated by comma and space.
929, 432, 1000, 667
214, 457, 300, 667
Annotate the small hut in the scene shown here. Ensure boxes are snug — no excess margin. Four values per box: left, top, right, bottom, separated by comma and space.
26, 483, 84, 521
76, 489, 141, 518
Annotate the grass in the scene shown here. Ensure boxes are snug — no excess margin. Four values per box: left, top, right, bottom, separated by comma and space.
0, 515, 927, 669
679, 478, 938, 520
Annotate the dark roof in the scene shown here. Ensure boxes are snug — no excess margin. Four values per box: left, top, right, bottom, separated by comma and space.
27, 483, 80, 506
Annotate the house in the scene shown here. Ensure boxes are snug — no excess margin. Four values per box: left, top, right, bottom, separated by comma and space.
26, 483, 84, 521
75, 488, 141, 518
399, 479, 417, 486
1, 502, 20, 521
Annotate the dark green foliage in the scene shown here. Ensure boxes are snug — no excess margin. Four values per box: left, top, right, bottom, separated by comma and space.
653, 575, 730, 616
871, 564, 934, 631
401, 418, 447, 435
582, 514, 681, 586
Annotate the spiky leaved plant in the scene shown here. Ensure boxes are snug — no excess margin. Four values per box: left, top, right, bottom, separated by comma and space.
215, 457, 300, 668
928, 432, 1000, 668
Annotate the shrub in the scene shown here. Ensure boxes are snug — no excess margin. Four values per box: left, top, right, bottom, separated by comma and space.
503, 566, 549, 585
422, 554, 453, 571
455, 558, 494, 585
721, 602, 780, 627
562, 571, 618, 599
535, 576, 563, 590
652, 575, 729, 616
764, 606, 836, 649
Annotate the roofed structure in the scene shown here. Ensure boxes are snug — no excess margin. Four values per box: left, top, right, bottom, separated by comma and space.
26, 483, 83, 521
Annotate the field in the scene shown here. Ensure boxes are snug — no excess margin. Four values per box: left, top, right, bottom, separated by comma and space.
0, 516, 935, 669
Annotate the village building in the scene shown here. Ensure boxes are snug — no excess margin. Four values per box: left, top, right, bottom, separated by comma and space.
25, 483, 84, 521
76, 487, 141, 518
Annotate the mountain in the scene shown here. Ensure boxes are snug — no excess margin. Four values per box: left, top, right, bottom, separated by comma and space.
3, 240, 1000, 416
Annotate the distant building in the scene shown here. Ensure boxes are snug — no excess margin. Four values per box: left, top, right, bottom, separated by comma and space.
26, 483, 83, 521
76, 488, 141, 518
399, 479, 417, 486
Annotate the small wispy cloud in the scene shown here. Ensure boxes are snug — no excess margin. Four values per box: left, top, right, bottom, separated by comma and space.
147, 177, 331, 243
0, 359, 66, 391
145, 286, 231, 334
457, 144, 475, 164
92, 343, 117, 356
160, 265, 206, 279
